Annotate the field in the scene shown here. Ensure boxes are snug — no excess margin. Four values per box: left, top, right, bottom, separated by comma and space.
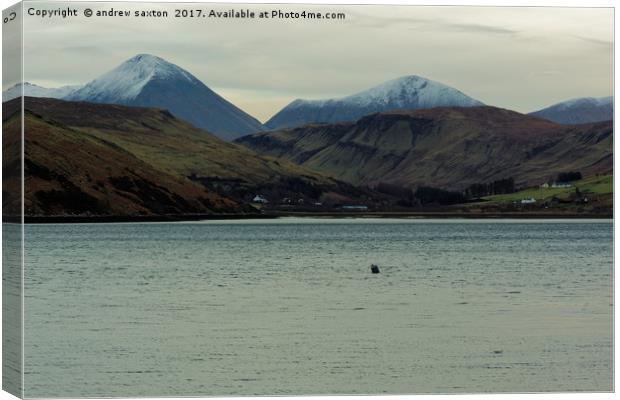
483, 174, 612, 203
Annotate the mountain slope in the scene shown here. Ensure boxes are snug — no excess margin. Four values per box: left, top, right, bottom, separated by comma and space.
238, 106, 613, 189
3, 103, 239, 217
266, 75, 484, 129
4, 97, 373, 217
65, 54, 265, 140
2, 82, 81, 102
529, 96, 613, 124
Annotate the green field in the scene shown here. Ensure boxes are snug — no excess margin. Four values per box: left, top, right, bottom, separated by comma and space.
484, 174, 613, 203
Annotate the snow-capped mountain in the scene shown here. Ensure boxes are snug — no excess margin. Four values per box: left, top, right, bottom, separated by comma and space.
65, 54, 265, 140
265, 75, 484, 130
2, 82, 81, 102
529, 96, 613, 124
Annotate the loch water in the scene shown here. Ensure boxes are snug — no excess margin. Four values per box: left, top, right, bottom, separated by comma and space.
20, 218, 613, 396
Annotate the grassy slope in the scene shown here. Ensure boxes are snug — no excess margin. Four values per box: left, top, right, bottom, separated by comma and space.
6, 111, 241, 216
20, 97, 335, 186
484, 174, 612, 203
6, 97, 383, 217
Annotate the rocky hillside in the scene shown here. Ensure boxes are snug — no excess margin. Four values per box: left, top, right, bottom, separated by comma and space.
238, 106, 613, 189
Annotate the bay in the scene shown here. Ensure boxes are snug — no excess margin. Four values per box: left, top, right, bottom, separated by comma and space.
21, 218, 613, 396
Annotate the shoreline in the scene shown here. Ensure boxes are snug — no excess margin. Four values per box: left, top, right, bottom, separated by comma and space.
266, 211, 613, 219
3, 211, 613, 224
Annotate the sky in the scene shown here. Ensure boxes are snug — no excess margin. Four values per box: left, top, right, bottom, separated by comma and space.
12, 2, 615, 122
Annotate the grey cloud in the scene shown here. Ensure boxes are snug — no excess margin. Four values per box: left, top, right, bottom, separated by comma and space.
18, 3, 613, 118
444, 23, 519, 35
573, 35, 613, 47
346, 11, 518, 36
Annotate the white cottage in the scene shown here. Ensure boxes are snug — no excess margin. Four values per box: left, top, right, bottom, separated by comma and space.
252, 195, 268, 203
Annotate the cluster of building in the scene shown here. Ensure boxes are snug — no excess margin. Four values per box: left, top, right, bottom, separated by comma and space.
251, 194, 367, 210
517, 179, 589, 206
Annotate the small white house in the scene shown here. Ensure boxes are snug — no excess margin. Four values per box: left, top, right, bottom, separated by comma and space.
551, 182, 572, 188
540, 183, 550, 189
252, 195, 268, 204
520, 198, 537, 204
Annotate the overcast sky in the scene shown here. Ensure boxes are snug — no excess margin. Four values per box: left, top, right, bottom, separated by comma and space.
16, 2, 614, 122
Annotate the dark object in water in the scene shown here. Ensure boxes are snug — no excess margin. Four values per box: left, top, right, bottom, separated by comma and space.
371, 264, 380, 274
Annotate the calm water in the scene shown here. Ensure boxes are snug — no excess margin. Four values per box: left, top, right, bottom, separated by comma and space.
22, 219, 613, 397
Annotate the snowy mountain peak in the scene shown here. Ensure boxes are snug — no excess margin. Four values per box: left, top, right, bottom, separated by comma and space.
130, 53, 160, 62
6, 81, 40, 89
529, 96, 613, 124
343, 75, 481, 108
63, 54, 265, 140
66, 54, 199, 103
125, 54, 196, 81
266, 75, 484, 129
3, 82, 81, 102
295, 75, 482, 108
552, 96, 612, 110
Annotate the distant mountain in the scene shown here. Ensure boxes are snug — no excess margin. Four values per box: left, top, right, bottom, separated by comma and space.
65, 54, 265, 141
265, 75, 484, 129
239, 106, 612, 189
3, 97, 375, 217
2, 82, 80, 102
529, 96, 613, 124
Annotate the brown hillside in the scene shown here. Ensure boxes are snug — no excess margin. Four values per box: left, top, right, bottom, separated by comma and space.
3, 110, 240, 217
236, 106, 613, 189
3, 97, 379, 217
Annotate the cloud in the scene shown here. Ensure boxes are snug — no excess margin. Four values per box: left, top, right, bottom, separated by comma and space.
18, 4, 613, 118
573, 35, 613, 47
444, 22, 519, 35
346, 12, 519, 36
529, 70, 562, 77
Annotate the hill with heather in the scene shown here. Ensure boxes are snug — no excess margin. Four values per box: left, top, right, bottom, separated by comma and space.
238, 106, 613, 189
3, 97, 378, 217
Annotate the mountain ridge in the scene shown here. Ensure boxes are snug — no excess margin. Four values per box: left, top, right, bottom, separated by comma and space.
238, 105, 613, 189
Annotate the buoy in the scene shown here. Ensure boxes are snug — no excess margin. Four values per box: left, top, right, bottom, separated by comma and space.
371, 264, 380, 274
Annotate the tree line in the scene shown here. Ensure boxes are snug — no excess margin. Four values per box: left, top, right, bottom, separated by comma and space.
375, 171, 581, 207
463, 177, 515, 199
375, 177, 517, 206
